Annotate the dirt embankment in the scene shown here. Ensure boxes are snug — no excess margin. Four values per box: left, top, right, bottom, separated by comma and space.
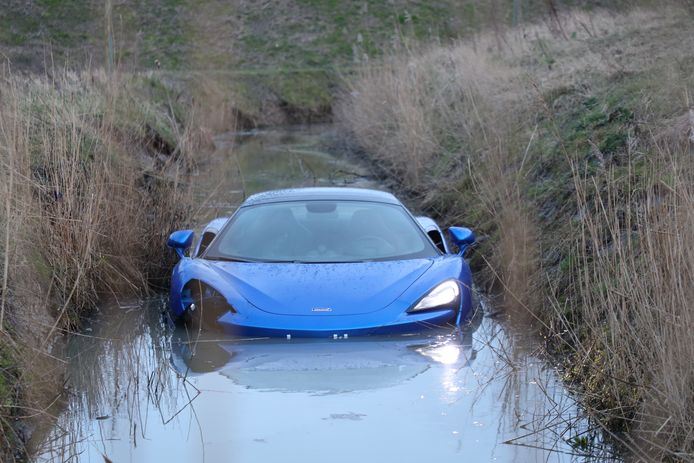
338, 7, 694, 461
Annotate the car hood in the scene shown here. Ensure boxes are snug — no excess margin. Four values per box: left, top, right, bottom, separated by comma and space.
212, 259, 433, 316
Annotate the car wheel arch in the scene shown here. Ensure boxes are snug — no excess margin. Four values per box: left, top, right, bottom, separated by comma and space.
181, 279, 236, 330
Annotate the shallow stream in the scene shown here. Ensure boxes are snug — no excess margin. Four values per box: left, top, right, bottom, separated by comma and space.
32, 126, 617, 462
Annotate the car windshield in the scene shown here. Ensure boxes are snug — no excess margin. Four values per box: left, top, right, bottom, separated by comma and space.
203, 200, 440, 263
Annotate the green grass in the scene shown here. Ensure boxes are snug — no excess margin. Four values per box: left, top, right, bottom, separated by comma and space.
230, 0, 468, 116
0, 15, 39, 46
519, 73, 647, 292
2, 0, 628, 120
0, 0, 94, 56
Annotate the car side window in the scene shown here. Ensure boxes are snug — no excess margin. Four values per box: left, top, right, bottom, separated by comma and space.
197, 231, 217, 257
427, 230, 446, 253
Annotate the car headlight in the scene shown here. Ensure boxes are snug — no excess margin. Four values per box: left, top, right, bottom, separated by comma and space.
408, 280, 460, 313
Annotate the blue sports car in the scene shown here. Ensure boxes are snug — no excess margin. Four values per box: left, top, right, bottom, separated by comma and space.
167, 187, 475, 337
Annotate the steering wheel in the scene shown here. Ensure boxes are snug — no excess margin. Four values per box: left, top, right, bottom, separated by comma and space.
350, 235, 396, 256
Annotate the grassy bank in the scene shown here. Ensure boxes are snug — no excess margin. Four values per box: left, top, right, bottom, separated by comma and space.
338, 7, 694, 460
2, 0, 653, 126
0, 0, 463, 124
0, 69, 205, 460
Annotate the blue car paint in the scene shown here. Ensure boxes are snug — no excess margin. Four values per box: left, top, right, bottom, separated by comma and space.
167, 229, 194, 258
168, 187, 474, 338
448, 226, 476, 255
212, 259, 434, 316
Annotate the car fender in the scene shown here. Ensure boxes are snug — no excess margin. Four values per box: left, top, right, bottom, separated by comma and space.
393, 255, 473, 318
170, 257, 243, 319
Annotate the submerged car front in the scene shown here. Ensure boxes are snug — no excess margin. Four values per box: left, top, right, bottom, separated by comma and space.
168, 189, 475, 337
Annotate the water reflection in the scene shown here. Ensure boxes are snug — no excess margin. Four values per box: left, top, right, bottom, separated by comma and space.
170, 327, 477, 394
32, 296, 617, 462
194, 125, 380, 224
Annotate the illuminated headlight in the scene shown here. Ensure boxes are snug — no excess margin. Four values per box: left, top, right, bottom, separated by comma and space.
408, 280, 460, 313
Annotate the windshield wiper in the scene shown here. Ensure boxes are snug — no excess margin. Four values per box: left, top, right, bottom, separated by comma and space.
287, 260, 372, 264
207, 257, 374, 264
207, 256, 256, 263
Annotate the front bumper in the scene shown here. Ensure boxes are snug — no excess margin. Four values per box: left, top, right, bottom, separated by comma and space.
215, 308, 458, 338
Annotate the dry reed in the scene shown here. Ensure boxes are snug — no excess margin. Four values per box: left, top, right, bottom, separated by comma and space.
0, 68, 200, 461
568, 142, 694, 459
339, 6, 694, 460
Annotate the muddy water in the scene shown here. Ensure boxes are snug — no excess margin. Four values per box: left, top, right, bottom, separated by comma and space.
33, 126, 617, 462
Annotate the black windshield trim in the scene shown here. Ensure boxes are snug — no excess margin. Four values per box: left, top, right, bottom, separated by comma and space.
206, 256, 437, 264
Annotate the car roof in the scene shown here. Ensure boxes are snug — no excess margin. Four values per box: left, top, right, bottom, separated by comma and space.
241, 187, 401, 206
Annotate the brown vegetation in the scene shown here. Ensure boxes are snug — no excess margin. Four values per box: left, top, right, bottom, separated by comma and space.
568, 144, 693, 459
0, 69, 202, 460
339, 7, 694, 460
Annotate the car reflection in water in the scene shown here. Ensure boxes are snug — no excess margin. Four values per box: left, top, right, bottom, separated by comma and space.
170, 317, 480, 395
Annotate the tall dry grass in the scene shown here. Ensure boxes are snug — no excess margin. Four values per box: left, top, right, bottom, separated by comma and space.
339, 6, 694, 460
568, 142, 694, 459
338, 45, 515, 190
0, 69, 200, 460
337, 38, 540, 311
0, 71, 193, 322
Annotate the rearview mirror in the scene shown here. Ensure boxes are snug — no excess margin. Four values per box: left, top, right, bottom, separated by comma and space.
448, 227, 475, 256
167, 229, 194, 258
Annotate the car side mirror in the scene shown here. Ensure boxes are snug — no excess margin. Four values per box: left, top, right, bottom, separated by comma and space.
448, 227, 475, 256
167, 229, 194, 259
